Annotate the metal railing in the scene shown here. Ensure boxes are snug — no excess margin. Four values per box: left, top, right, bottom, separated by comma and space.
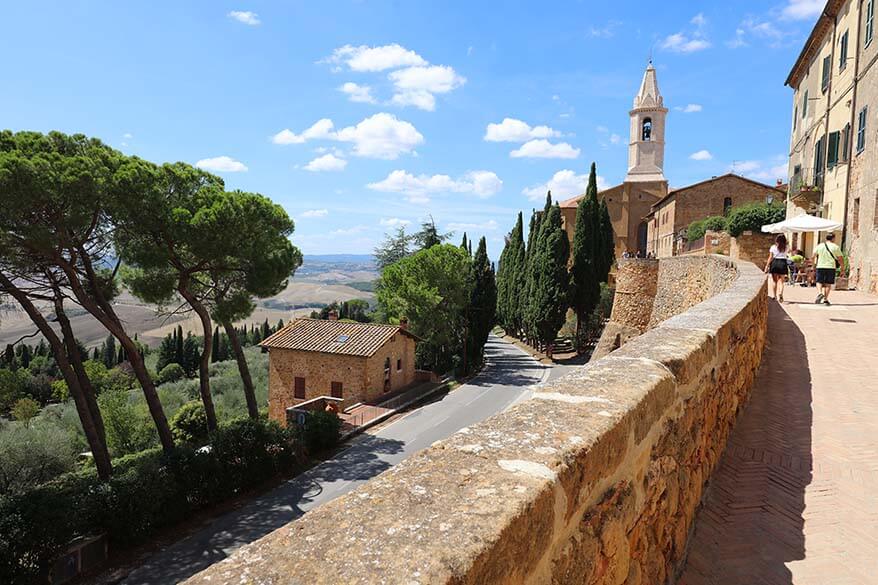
789, 169, 823, 199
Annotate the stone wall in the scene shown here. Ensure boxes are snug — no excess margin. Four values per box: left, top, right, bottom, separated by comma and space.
730, 231, 775, 268
186, 258, 767, 585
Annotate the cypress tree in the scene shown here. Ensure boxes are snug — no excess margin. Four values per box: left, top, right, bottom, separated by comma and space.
261, 318, 270, 340
529, 202, 570, 356
102, 334, 116, 369
156, 334, 175, 372
182, 334, 200, 378
570, 163, 602, 347
276, 318, 284, 331
117, 345, 125, 365
211, 327, 220, 363
460, 232, 469, 253
468, 237, 497, 367
174, 325, 184, 366
598, 197, 615, 282
523, 204, 544, 343
3, 344, 14, 369
91, 347, 100, 362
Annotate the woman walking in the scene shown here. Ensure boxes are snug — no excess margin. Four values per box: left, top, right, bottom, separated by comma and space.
764, 234, 790, 302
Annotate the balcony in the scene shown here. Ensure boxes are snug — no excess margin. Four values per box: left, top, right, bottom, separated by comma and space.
788, 169, 823, 204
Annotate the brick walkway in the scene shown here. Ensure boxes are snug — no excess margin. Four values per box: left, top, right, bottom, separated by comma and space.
679, 284, 878, 585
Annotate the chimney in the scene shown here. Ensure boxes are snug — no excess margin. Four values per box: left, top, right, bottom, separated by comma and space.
777, 179, 783, 187
399, 317, 408, 330
328, 309, 339, 321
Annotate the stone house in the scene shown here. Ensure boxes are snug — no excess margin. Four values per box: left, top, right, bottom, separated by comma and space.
261, 315, 418, 426
645, 174, 785, 258
786, 0, 878, 293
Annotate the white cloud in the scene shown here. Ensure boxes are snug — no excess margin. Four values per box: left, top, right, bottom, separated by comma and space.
272, 119, 335, 144
323, 44, 427, 72
389, 65, 466, 112
660, 33, 711, 53
339, 82, 376, 104
301, 209, 329, 218
484, 118, 561, 142
732, 160, 763, 173
689, 150, 713, 161
367, 169, 502, 203
522, 170, 609, 201
446, 220, 498, 232
730, 17, 789, 48
380, 217, 411, 227
228, 11, 260, 26
510, 139, 580, 159
195, 156, 248, 173
675, 103, 703, 113
609, 133, 622, 145
781, 0, 824, 20
272, 113, 423, 159
335, 113, 423, 159
691, 13, 707, 27
304, 153, 347, 172
331, 225, 368, 235
588, 21, 621, 38
731, 159, 789, 182
123, 132, 133, 139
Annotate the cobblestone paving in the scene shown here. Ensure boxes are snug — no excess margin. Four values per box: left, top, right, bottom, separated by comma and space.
679, 284, 878, 585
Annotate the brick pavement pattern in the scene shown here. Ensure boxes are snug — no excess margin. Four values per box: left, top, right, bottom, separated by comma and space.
679, 284, 878, 584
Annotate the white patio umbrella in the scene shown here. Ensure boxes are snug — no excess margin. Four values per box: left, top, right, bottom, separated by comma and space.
761, 214, 843, 234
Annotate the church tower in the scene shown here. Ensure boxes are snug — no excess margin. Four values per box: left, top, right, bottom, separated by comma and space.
625, 61, 668, 183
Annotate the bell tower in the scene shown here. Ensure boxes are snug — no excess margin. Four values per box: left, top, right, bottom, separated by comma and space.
625, 61, 668, 183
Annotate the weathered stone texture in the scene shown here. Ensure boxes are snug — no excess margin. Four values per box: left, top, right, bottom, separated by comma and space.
729, 232, 775, 268
183, 258, 767, 585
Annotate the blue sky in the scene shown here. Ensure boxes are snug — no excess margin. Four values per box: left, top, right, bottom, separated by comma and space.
1, 0, 824, 256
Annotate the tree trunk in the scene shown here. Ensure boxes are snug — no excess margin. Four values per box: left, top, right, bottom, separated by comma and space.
178, 284, 218, 431
52, 286, 107, 444
0, 274, 113, 480
56, 254, 175, 452
223, 319, 259, 419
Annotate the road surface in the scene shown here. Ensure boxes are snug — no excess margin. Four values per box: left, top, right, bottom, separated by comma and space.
120, 335, 568, 584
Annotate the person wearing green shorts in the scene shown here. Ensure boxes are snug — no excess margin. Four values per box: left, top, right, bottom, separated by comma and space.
812, 233, 842, 305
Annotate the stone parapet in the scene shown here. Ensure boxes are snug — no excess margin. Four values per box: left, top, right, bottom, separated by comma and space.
183, 257, 767, 585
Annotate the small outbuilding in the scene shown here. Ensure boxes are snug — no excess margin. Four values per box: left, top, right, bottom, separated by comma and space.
260, 315, 419, 426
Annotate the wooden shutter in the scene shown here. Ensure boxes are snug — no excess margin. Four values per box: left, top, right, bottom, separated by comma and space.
827, 131, 840, 168
331, 381, 343, 398
294, 377, 305, 399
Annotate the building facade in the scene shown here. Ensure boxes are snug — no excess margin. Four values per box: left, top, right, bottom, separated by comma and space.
646, 174, 785, 257
786, 0, 878, 292
561, 62, 669, 258
261, 317, 418, 426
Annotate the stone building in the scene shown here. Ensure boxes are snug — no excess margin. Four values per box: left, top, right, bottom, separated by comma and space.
261, 316, 418, 426
645, 174, 785, 257
785, 0, 878, 293
560, 62, 668, 258
561, 62, 783, 260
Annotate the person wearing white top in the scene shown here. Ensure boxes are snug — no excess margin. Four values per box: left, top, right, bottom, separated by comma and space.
764, 234, 789, 302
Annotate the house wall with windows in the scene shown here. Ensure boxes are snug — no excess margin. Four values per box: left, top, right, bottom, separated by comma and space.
786, 0, 878, 292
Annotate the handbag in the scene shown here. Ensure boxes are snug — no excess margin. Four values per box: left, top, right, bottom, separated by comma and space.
823, 243, 841, 269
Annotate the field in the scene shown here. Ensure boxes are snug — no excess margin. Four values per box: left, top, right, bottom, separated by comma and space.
0, 255, 378, 349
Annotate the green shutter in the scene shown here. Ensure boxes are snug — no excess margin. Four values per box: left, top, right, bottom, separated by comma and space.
828, 131, 839, 168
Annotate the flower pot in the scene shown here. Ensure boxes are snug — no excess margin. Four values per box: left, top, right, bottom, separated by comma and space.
835, 276, 849, 291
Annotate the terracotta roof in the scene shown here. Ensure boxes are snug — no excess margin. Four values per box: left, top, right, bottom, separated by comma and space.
650, 173, 786, 211
260, 319, 418, 357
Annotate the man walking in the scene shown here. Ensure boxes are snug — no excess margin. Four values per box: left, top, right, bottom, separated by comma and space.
813, 233, 842, 305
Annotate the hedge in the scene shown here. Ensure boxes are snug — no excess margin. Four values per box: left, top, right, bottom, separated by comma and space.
726, 201, 786, 237
0, 418, 303, 583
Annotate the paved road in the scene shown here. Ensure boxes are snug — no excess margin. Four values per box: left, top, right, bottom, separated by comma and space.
121, 335, 567, 584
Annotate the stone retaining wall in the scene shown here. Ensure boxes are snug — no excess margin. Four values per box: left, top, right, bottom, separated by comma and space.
184, 257, 767, 585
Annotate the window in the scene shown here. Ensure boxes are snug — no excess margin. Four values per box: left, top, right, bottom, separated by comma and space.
723, 197, 733, 216
642, 117, 652, 141
802, 90, 809, 118
842, 123, 852, 161
396, 359, 402, 371
793, 106, 798, 131
815, 135, 826, 177
840, 30, 849, 71
330, 381, 343, 398
821, 55, 831, 92
852, 197, 860, 235
867, 0, 875, 47
384, 357, 391, 371
857, 106, 868, 153
828, 130, 840, 168
294, 377, 305, 399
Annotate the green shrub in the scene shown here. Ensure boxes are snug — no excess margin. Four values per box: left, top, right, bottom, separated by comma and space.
687, 219, 706, 242
0, 369, 24, 412
170, 400, 208, 444
703, 215, 728, 233
157, 363, 184, 384
0, 418, 301, 582
298, 411, 341, 454
11, 398, 39, 426
726, 202, 786, 237
0, 423, 79, 495
98, 389, 157, 456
